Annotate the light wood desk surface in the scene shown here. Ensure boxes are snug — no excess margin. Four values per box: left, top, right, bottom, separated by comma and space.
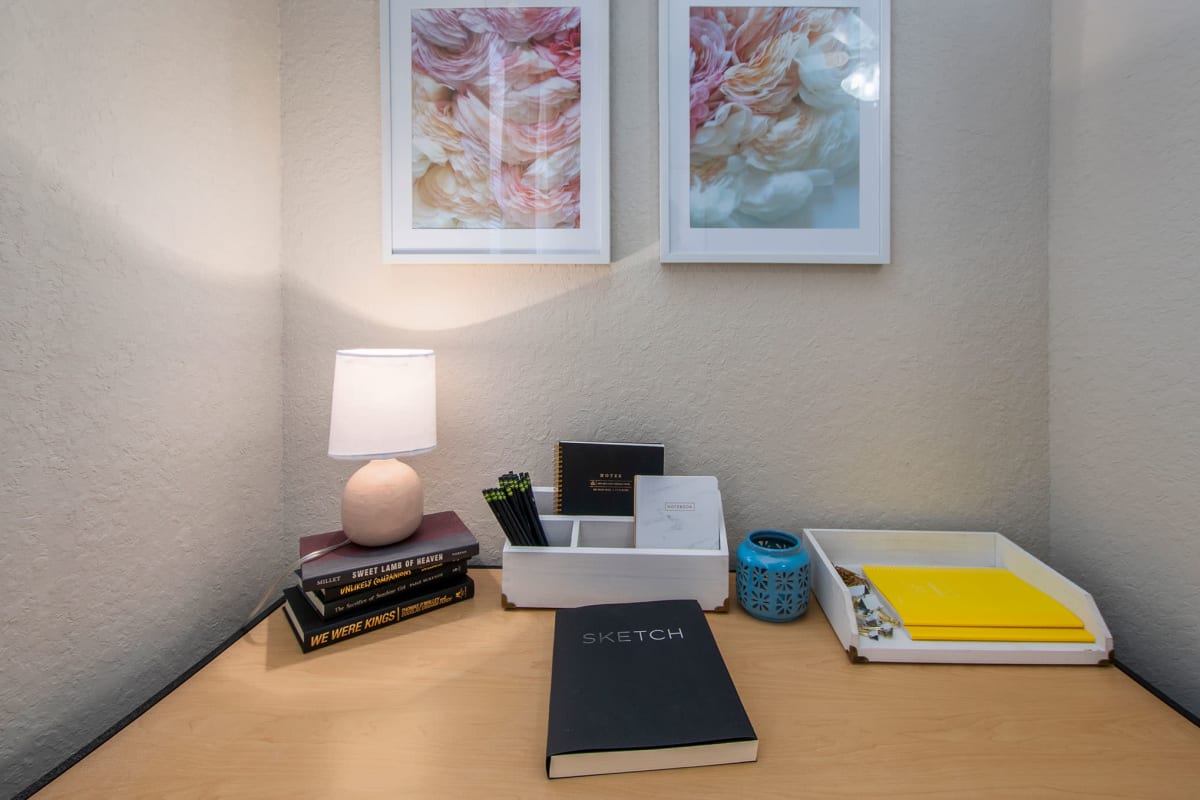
36, 569, 1200, 799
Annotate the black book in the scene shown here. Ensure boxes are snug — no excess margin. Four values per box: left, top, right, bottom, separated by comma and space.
546, 599, 757, 778
554, 441, 665, 516
301, 559, 469, 620
282, 575, 474, 653
314, 558, 461, 602
298, 510, 479, 591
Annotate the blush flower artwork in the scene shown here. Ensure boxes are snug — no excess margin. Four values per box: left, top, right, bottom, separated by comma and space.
411, 6, 583, 229
688, 6, 876, 229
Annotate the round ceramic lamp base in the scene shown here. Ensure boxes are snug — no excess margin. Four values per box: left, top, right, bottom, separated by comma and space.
341, 458, 424, 547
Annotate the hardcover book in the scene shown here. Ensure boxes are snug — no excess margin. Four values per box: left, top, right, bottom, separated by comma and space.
546, 599, 757, 778
314, 558, 459, 601
301, 559, 469, 620
283, 574, 475, 653
299, 510, 479, 591
633, 474, 723, 550
554, 441, 665, 516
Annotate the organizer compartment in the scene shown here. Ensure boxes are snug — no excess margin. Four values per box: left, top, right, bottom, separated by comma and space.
500, 488, 730, 611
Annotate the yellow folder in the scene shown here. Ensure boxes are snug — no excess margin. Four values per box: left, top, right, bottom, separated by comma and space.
862, 565, 1086, 630
906, 625, 1095, 643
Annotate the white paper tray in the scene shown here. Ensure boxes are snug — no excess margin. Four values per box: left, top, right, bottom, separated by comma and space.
803, 528, 1114, 665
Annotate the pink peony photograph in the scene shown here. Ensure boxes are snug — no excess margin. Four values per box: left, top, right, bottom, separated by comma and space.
410, 6, 584, 230
687, 6, 877, 230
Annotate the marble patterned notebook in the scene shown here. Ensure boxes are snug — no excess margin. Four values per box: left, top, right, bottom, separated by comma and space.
633, 475, 722, 550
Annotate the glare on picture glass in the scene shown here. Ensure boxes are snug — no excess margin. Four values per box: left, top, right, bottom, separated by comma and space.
687, 7, 880, 230
410, 7, 584, 230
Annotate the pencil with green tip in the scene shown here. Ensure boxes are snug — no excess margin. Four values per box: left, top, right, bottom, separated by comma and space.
519, 472, 549, 546
501, 483, 535, 546
483, 487, 522, 545
500, 477, 534, 546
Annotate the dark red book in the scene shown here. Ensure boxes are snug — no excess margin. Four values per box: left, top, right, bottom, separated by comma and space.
298, 510, 479, 592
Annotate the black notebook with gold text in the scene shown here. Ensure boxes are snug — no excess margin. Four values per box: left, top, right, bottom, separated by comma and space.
554, 441, 665, 515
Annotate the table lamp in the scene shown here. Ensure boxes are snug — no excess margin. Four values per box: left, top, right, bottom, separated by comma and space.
327, 348, 436, 546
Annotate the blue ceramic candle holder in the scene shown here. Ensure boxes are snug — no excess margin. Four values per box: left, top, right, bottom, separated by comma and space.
736, 529, 812, 622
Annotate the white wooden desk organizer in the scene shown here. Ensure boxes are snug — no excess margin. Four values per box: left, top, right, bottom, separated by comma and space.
500, 487, 730, 611
804, 528, 1114, 665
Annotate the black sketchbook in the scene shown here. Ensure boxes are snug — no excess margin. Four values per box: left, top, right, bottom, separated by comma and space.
546, 599, 757, 778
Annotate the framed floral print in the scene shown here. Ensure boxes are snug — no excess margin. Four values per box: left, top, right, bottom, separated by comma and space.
382, 1, 610, 263
659, 0, 890, 263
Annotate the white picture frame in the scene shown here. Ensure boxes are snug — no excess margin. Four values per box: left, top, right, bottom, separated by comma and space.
658, 0, 890, 263
382, 0, 610, 264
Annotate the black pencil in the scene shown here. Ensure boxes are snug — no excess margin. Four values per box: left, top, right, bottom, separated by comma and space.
498, 473, 527, 543
483, 488, 522, 545
496, 484, 532, 546
486, 470, 551, 547
482, 489, 507, 541
500, 477, 534, 546
519, 472, 549, 546
515, 474, 546, 546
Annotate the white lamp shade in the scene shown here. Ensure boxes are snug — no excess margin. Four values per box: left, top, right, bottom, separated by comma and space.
328, 349, 436, 459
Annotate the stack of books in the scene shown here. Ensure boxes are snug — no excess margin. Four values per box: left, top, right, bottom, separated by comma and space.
282, 511, 480, 653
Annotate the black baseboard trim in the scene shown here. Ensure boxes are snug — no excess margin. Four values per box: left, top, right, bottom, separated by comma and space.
15, 597, 285, 800
1112, 656, 1200, 728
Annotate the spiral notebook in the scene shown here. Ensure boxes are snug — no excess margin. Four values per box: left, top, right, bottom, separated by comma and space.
554, 441, 665, 516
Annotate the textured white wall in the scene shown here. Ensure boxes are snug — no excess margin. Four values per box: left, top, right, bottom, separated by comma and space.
0, 1, 283, 794
1049, 1, 1200, 715
282, 0, 1052, 570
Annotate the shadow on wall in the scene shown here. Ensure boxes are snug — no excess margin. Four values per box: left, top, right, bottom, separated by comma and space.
1047, 2, 1200, 718
280, 1, 1055, 575
280, 229, 1022, 580
0, 139, 284, 797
